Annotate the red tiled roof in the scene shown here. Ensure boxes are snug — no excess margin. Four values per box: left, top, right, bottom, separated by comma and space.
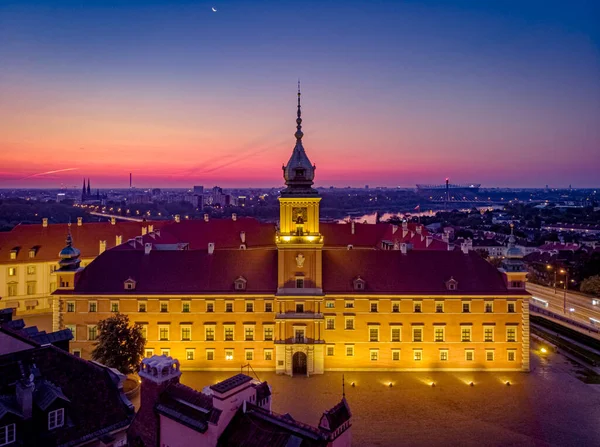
0, 221, 163, 264
322, 250, 526, 295
71, 249, 278, 295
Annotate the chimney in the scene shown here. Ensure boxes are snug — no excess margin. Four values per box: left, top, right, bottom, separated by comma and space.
240, 231, 246, 244
448, 243, 455, 251
461, 243, 469, 254
99, 240, 107, 254
42, 218, 48, 227
144, 243, 152, 255
400, 243, 408, 254
174, 214, 181, 223
141, 226, 147, 236
442, 232, 449, 243
204, 214, 209, 222
110, 217, 116, 225
16, 373, 34, 419
116, 235, 123, 245
77, 217, 83, 226
208, 243, 215, 254
132, 356, 182, 447
351, 221, 355, 235
347, 244, 353, 250
232, 213, 237, 221
148, 224, 154, 232
402, 221, 408, 230
392, 225, 398, 234
416, 225, 422, 235
426, 235, 433, 247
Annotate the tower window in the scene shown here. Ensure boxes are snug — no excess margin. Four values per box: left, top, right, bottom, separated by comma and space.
296, 278, 304, 289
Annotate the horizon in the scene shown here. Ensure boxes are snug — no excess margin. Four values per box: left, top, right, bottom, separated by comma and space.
1, 0, 599, 188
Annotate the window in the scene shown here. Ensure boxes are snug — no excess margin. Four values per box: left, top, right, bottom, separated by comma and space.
413, 301, 422, 313
412, 327, 423, 342
145, 349, 154, 358
205, 326, 215, 341
7, 267, 16, 277
206, 301, 214, 313
461, 327, 472, 342
245, 349, 254, 361
110, 301, 119, 312
462, 302, 471, 313
391, 327, 401, 342
484, 326, 494, 342
485, 302, 493, 313
326, 317, 335, 330
264, 326, 273, 341
295, 303, 304, 313
326, 346, 335, 356
89, 301, 97, 312
7, 283, 17, 297
48, 408, 64, 430
88, 325, 98, 341
325, 301, 335, 309
235, 277, 247, 290
159, 325, 170, 341
206, 349, 215, 361
392, 349, 401, 361
225, 349, 234, 361
186, 349, 195, 361
294, 328, 305, 343
507, 350, 516, 362
139, 324, 148, 339
245, 326, 255, 341
413, 350, 422, 361
265, 302, 273, 312
369, 327, 379, 342
486, 350, 495, 361
370, 302, 378, 313
392, 301, 400, 313
246, 301, 254, 312
345, 317, 354, 330
138, 301, 147, 312
508, 302, 516, 313
264, 349, 273, 361
29, 249, 36, 258
439, 349, 449, 361
465, 350, 474, 361
296, 278, 304, 289
72, 349, 81, 358
224, 326, 234, 341
182, 301, 191, 313
435, 302, 444, 313
160, 301, 169, 313
370, 349, 379, 361
181, 325, 192, 341
345, 345, 354, 357
344, 300, 354, 309
27, 265, 36, 275
67, 301, 75, 312
434, 327, 445, 342
226, 301, 233, 313
27, 281, 37, 295
161, 349, 170, 356
507, 327, 517, 342
66, 325, 76, 341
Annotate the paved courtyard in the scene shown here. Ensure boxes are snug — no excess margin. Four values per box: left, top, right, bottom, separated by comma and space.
181, 344, 600, 447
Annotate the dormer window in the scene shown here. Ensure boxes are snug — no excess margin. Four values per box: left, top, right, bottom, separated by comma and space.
234, 276, 247, 291
353, 277, 366, 291
295, 276, 305, 289
10, 248, 18, 260
124, 278, 136, 291
446, 277, 458, 291
48, 408, 64, 430
29, 247, 38, 258
0, 423, 16, 445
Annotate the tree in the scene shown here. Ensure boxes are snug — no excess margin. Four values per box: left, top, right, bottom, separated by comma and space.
580, 275, 600, 297
91, 313, 145, 374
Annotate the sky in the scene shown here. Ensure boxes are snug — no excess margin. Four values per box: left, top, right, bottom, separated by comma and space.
0, 0, 599, 189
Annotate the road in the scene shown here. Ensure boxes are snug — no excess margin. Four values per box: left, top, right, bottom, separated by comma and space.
527, 283, 600, 328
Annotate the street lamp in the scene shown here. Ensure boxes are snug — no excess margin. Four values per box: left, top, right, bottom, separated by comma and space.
546, 264, 558, 294
560, 269, 569, 314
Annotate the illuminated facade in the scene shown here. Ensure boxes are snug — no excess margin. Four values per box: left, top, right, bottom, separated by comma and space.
54, 89, 530, 374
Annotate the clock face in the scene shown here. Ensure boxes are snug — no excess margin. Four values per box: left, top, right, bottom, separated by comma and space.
292, 207, 308, 223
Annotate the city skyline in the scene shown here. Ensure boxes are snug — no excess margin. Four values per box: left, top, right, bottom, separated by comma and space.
1, 0, 599, 188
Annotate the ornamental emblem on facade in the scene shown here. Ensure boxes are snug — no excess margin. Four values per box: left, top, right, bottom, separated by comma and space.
296, 253, 305, 268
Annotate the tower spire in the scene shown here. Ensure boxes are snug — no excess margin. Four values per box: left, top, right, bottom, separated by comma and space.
295, 79, 303, 141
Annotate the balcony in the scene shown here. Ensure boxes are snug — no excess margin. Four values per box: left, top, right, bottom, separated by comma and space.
275, 337, 325, 345
275, 311, 324, 320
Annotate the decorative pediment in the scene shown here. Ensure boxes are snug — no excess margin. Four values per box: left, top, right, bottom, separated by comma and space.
445, 276, 458, 291
124, 277, 137, 291
234, 276, 247, 291
353, 276, 366, 291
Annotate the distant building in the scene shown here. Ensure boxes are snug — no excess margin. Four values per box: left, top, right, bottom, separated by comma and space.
80, 178, 106, 203
56, 193, 66, 203
128, 355, 351, 447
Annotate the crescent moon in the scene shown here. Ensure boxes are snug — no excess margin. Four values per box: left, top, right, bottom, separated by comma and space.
212, 7, 217, 12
